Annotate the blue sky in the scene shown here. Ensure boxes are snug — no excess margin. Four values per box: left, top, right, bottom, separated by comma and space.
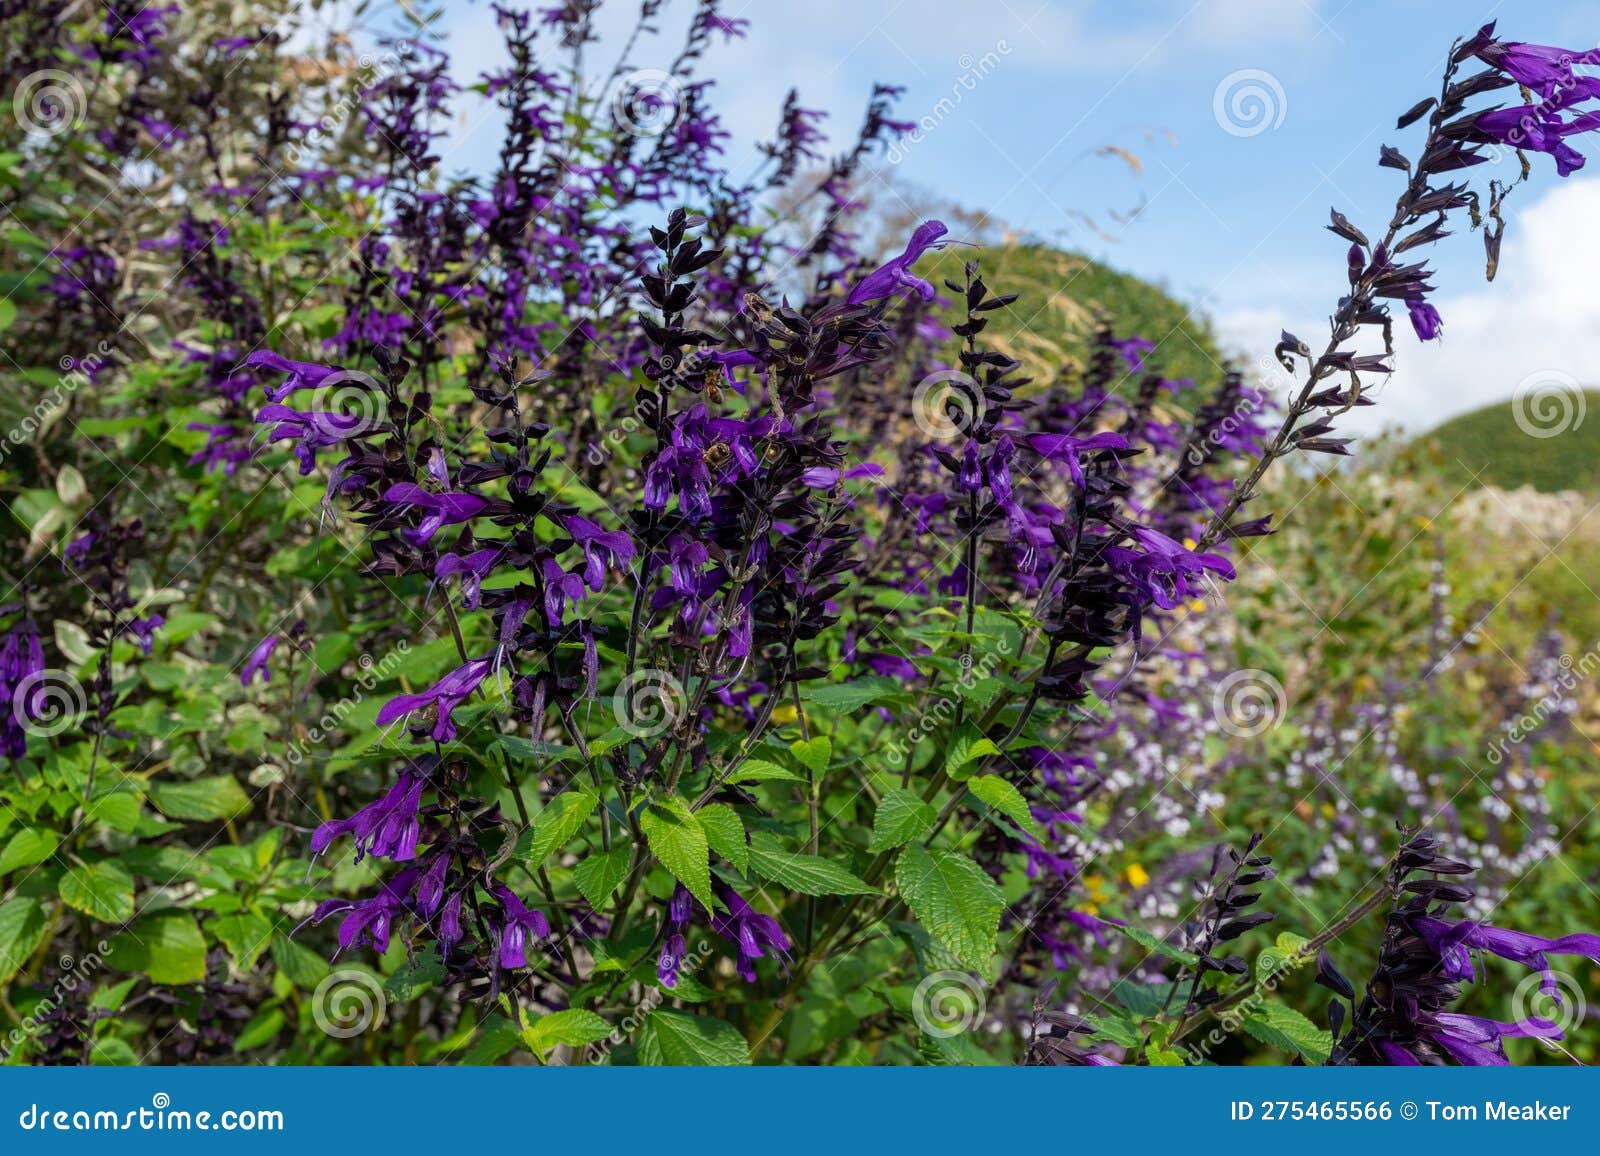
378, 0, 1600, 434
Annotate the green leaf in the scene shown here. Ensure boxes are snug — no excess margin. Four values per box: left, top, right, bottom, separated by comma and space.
234, 1007, 286, 1053
461, 1015, 521, 1065
271, 931, 330, 988
107, 911, 207, 984
697, 803, 748, 872
210, 910, 274, 971
966, 776, 1044, 840
148, 776, 252, 822
385, 952, 446, 1001
90, 1037, 139, 1066
573, 847, 632, 911
0, 827, 58, 876
1240, 1001, 1333, 1064
895, 845, 1004, 970
59, 860, 135, 924
523, 1008, 614, 1053
868, 789, 937, 851
640, 798, 712, 912
944, 724, 1000, 781
516, 789, 598, 867
1112, 923, 1200, 968
747, 833, 875, 896
0, 896, 48, 985
1108, 978, 1182, 1017
637, 1008, 751, 1065
789, 735, 831, 774
723, 758, 804, 785
799, 677, 903, 712
85, 792, 143, 834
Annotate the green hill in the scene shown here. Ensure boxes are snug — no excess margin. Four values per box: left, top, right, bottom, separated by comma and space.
928, 244, 1222, 385
1414, 391, 1600, 493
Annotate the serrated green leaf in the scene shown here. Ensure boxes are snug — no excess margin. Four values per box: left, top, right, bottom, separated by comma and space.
59, 860, 134, 924
966, 775, 1044, 840
894, 845, 1004, 970
868, 789, 937, 851
697, 803, 748, 872
723, 758, 804, 785
747, 833, 875, 896
637, 1008, 750, 1065
148, 776, 252, 822
1239, 1001, 1333, 1064
523, 1008, 613, 1053
799, 677, 903, 712
573, 847, 632, 910
0, 827, 58, 876
516, 789, 598, 867
640, 798, 712, 912
944, 724, 1000, 781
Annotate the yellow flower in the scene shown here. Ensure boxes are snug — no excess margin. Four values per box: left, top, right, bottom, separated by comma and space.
1123, 863, 1150, 889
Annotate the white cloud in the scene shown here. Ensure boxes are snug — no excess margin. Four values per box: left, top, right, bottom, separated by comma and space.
1216, 176, 1600, 438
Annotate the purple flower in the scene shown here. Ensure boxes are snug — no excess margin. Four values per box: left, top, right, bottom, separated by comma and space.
256, 404, 385, 474
1406, 298, 1443, 342
1026, 431, 1131, 486
1108, 528, 1236, 612
709, 884, 791, 982
242, 350, 346, 402
241, 635, 279, 686
494, 887, 552, 969
564, 515, 635, 591
311, 771, 425, 862
658, 883, 696, 987
1412, 916, 1600, 992
376, 656, 494, 742
305, 870, 418, 956
846, 219, 950, 306
433, 548, 503, 610
381, 483, 489, 545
